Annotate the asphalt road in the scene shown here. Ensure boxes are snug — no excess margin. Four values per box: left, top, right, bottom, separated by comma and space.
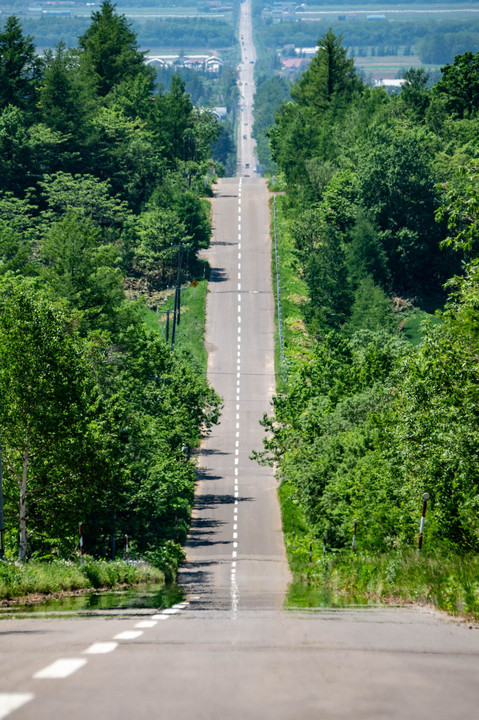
0, 3, 478, 719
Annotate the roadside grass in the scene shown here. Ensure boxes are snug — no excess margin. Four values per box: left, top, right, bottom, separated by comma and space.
0, 559, 163, 602
270, 188, 312, 391
279, 481, 479, 619
269, 204, 477, 620
142, 277, 208, 374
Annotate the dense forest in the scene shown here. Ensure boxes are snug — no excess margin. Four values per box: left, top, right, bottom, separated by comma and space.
19, 16, 236, 52
258, 18, 479, 66
0, 1, 223, 567
260, 33, 479, 555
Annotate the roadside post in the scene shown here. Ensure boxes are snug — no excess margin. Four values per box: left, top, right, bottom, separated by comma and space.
79, 523, 84, 566
418, 493, 429, 550
125, 534, 129, 561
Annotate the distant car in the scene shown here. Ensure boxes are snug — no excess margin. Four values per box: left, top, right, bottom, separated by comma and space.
250, 60, 254, 64
245, 163, 250, 168
243, 134, 247, 139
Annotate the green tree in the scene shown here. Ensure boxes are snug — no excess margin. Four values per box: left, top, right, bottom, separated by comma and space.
39, 43, 96, 145
290, 29, 362, 114
39, 210, 125, 335
79, 1, 154, 98
0, 16, 42, 112
433, 51, 479, 118
0, 280, 97, 560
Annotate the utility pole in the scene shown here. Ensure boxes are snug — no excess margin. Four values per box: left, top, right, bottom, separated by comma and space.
0, 426, 5, 559
171, 244, 185, 350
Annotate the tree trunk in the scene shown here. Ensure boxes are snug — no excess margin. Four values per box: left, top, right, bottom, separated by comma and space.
18, 438, 29, 562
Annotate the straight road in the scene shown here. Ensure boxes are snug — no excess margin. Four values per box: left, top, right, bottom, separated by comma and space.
0, 3, 478, 719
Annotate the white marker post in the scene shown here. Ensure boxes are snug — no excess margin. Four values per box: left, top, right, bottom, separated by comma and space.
418, 493, 429, 550
125, 534, 129, 561
79, 523, 84, 566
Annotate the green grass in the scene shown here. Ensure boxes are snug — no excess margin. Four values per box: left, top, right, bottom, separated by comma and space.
143, 277, 208, 374
0, 559, 163, 602
279, 480, 479, 618
270, 189, 313, 391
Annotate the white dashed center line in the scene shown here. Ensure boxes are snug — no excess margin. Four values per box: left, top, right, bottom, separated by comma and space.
113, 631, 143, 641
135, 620, 158, 629
34, 659, 87, 679
0, 694, 34, 719
84, 642, 118, 655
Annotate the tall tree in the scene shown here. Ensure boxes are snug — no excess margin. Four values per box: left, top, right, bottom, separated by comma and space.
0, 16, 42, 112
290, 29, 362, 114
39, 43, 96, 143
79, 1, 154, 98
433, 51, 479, 118
0, 280, 96, 560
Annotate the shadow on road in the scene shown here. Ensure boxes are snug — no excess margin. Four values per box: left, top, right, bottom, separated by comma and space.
209, 267, 229, 282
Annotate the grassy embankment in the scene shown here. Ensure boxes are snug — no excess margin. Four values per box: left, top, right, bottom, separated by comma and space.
270, 184, 479, 620
0, 559, 163, 603
143, 272, 209, 374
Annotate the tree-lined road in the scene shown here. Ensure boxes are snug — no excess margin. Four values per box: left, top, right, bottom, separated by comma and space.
0, 2, 478, 719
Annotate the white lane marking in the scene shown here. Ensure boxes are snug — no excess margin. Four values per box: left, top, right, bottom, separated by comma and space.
233, 541, 238, 548
238, 272, 241, 280
152, 614, 169, 620
235, 490, 239, 498
235, 468, 239, 476
162, 607, 179, 615
238, 294, 241, 302
84, 642, 118, 655
113, 631, 143, 641
191, 595, 201, 600
0, 694, 34, 720
238, 263, 241, 270
235, 440, 239, 447
236, 422, 240, 430
234, 524, 238, 530
238, 252, 242, 260
236, 403, 240, 410
238, 242, 242, 249
236, 413, 240, 420
235, 458, 239, 465
233, 532, 238, 539
173, 602, 189, 609
236, 430, 240, 437
232, 550, 237, 558
238, 283, 241, 290
235, 447, 239, 455
238, 326, 241, 334
135, 620, 158, 628
34, 659, 87, 679
236, 394, 240, 402
235, 499, 239, 505
232, 561, 236, 568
